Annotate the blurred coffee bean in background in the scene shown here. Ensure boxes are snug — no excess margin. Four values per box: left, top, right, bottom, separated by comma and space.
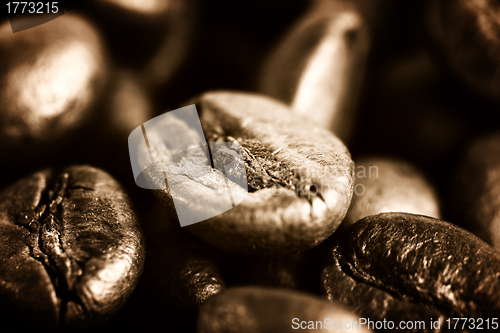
0, 14, 108, 175
342, 156, 440, 229
258, 0, 370, 143
159, 0, 309, 107
198, 287, 371, 333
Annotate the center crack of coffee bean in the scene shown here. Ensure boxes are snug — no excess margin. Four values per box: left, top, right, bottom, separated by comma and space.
210, 134, 320, 201
16, 173, 87, 322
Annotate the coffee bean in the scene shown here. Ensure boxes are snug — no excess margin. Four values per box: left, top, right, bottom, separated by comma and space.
343, 156, 440, 228
0, 165, 145, 330
454, 132, 500, 250
0, 14, 108, 157
258, 0, 370, 143
139, 91, 354, 256
321, 213, 500, 325
426, 0, 500, 102
197, 286, 370, 333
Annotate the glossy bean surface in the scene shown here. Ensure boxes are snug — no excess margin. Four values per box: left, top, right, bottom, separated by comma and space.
0, 166, 145, 330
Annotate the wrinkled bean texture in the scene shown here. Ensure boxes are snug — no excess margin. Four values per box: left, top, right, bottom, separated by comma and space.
144, 91, 354, 256
321, 213, 500, 326
0, 166, 145, 330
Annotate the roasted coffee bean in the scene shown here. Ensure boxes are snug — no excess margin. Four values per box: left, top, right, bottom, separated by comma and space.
0, 166, 145, 330
343, 156, 440, 228
140, 91, 354, 256
0, 14, 107, 158
258, 0, 370, 143
135, 203, 225, 331
426, 0, 500, 102
454, 132, 500, 250
321, 212, 500, 327
197, 286, 370, 333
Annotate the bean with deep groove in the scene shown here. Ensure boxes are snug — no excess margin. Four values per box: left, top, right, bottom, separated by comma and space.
321, 212, 500, 329
140, 91, 354, 256
0, 165, 145, 330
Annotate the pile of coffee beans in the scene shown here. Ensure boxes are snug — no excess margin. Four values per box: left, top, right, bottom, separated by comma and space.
1, 0, 500, 332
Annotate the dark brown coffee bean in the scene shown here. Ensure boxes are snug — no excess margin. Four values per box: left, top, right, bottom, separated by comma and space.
140, 91, 354, 256
0, 166, 145, 330
258, 0, 370, 143
454, 132, 500, 250
321, 213, 500, 326
197, 286, 370, 333
0, 14, 107, 157
343, 156, 440, 228
426, 0, 500, 102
